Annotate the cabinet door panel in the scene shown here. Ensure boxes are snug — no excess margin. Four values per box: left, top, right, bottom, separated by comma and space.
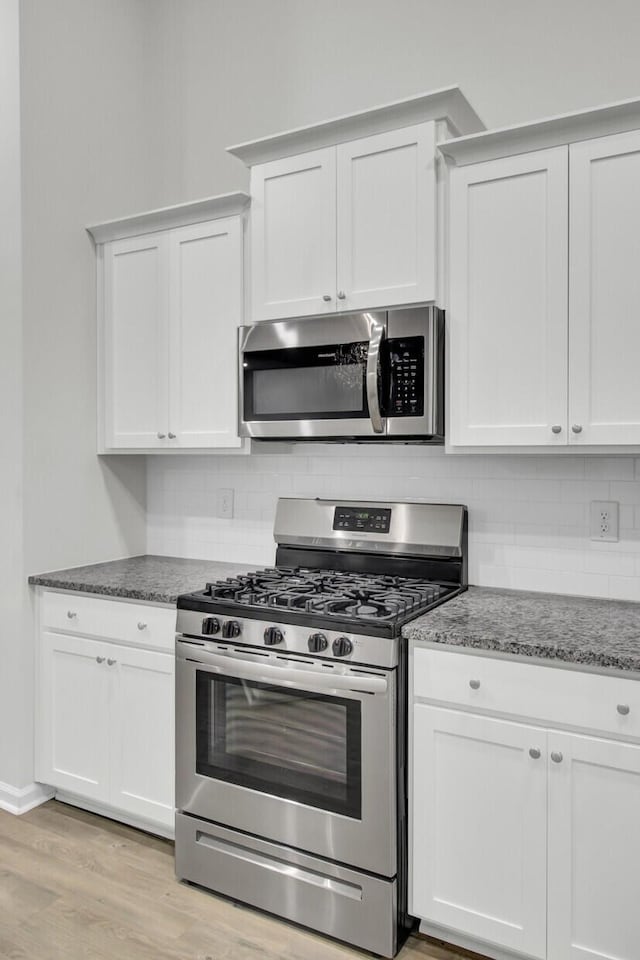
168, 218, 243, 448
412, 706, 547, 958
449, 147, 568, 445
548, 733, 640, 960
569, 130, 640, 444
109, 644, 174, 829
337, 123, 436, 309
37, 633, 110, 800
103, 234, 169, 447
251, 148, 336, 320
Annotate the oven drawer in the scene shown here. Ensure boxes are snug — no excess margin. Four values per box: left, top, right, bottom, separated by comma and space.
41, 590, 175, 652
175, 813, 397, 958
413, 646, 640, 739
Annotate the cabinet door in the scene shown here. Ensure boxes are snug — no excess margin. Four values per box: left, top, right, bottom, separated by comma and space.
108, 644, 174, 829
168, 218, 243, 448
250, 148, 336, 321
412, 706, 547, 958
548, 733, 640, 960
449, 147, 568, 445
103, 234, 170, 448
336, 123, 436, 310
37, 633, 110, 801
569, 130, 640, 444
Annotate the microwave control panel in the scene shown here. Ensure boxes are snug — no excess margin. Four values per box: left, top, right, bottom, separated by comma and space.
333, 506, 392, 533
386, 337, 424, 417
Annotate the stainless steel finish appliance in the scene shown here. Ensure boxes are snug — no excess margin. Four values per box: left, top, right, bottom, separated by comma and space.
238, 306, 444, 441
175, 498, 468, 957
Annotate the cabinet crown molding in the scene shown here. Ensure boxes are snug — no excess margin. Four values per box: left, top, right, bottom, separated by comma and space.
87, 192, 250, 244
439, 94, 640, 166
227, 85, 484, 166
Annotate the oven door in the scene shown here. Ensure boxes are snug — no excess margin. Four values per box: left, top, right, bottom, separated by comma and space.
238, 312, 387, 439
176, 640, 397, 877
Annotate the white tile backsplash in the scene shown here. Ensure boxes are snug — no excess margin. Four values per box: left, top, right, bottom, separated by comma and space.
146, 447, 640, 600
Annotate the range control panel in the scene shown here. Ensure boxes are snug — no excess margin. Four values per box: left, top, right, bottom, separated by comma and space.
333, 506, 392, 533
387, 336, 424, 417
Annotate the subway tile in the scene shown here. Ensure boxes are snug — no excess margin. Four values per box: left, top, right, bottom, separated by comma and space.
585, 457, 636, 481
609, 481, 640, 505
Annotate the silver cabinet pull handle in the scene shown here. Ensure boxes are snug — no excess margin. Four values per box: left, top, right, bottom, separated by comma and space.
67, 610, 77, 619
168, 432, 177, 439
469, 679, 481, 690
107, 658, 117, 666
157, 432, 166, 439
617, 703, 630, 716
337, 290, 346, 300
529, 747, 541, 760
551, 751, 563, 764
137, 621, 147, 631
551, 425, 562, 434
96, 656, 105, 664
322, 294, 332, 302
571, 424, 583, 434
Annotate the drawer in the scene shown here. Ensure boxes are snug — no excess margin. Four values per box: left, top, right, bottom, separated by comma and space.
413, 646, 640, 740
41, 590, 176, 652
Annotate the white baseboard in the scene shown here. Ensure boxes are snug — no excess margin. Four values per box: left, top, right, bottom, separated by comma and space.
55, 791, 174, 841
0, 780, 55, 815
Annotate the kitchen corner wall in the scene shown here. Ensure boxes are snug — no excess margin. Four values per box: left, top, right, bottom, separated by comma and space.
147, 449, 640, 602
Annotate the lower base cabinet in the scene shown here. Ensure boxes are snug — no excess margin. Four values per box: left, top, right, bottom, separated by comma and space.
36, 593, 175, 836
411, 651, 640, 960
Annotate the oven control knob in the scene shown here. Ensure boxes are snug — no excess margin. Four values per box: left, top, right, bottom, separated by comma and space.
201, 617, 220, 636
332, 636, 353, 658
221, 620, 241, 639
264, 626, 284, 646
308, 633, 328, 653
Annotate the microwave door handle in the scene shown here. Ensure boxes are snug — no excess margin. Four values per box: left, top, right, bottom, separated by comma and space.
366, 317, 385, 434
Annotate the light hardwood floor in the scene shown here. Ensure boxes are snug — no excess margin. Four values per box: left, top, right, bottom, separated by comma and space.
0, 801, 476, 960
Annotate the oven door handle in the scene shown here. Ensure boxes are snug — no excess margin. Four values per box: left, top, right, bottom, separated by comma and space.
179, 646, 388, 695
366, 315, 385, 434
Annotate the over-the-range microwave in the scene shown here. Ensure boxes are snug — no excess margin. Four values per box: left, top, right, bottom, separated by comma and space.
238, 306, 444, 442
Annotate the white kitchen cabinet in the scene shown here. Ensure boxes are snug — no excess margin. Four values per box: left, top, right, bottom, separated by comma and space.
411, 644, 640, 960
548, 732, 640, 960
448, 147, 569, 446
91, 193, 249, 453
249, 124, 437, 321
444, 101, 640, 449
569, 129, 640, 445
36, 591, 175, 836
412, 705, 547, 959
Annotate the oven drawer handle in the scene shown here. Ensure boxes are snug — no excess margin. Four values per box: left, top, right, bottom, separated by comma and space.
180, 647, 388, 694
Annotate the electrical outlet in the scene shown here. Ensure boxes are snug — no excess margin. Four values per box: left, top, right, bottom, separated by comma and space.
217, 488, 234, 520
590, 501, 619, 542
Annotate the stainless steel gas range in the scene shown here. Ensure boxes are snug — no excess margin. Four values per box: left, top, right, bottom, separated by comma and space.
174, 498, 468, 957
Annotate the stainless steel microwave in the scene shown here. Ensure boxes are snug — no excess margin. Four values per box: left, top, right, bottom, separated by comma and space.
238, 306, 444, 442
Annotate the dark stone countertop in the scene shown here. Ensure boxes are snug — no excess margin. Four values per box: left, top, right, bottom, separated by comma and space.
403, 586, 640, 675
28, 555, 256, 605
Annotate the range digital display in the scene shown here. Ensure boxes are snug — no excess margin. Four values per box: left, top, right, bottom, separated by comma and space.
333, 506, 392, 533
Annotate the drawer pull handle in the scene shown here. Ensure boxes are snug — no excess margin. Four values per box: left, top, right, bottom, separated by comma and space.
617, 703, 630, 716
107, 658, 117, 666
551, 751, 563, 764
96, 656, 105, 664
469, 679, 481, 690
137, 621, 148, 630
529, 747, 541, 760
67, 610, 77, 619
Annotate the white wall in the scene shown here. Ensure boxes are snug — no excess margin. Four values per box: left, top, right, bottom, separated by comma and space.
0, 0, 29, 793
146, 0, 640, 601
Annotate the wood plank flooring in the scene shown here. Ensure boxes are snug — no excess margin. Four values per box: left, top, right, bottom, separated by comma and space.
0, 801, 476, 960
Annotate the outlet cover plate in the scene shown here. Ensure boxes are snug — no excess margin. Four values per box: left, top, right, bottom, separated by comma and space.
590, 500, 619, 542
217, 488, 234, 520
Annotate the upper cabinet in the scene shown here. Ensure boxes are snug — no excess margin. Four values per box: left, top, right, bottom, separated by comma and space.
228, 87, 484, 322
442, 97, 640, 447
88, 194, 249, 453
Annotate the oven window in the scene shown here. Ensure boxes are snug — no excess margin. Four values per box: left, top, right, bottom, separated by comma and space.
243, 342, 369, 421
195, 672, 362, 819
